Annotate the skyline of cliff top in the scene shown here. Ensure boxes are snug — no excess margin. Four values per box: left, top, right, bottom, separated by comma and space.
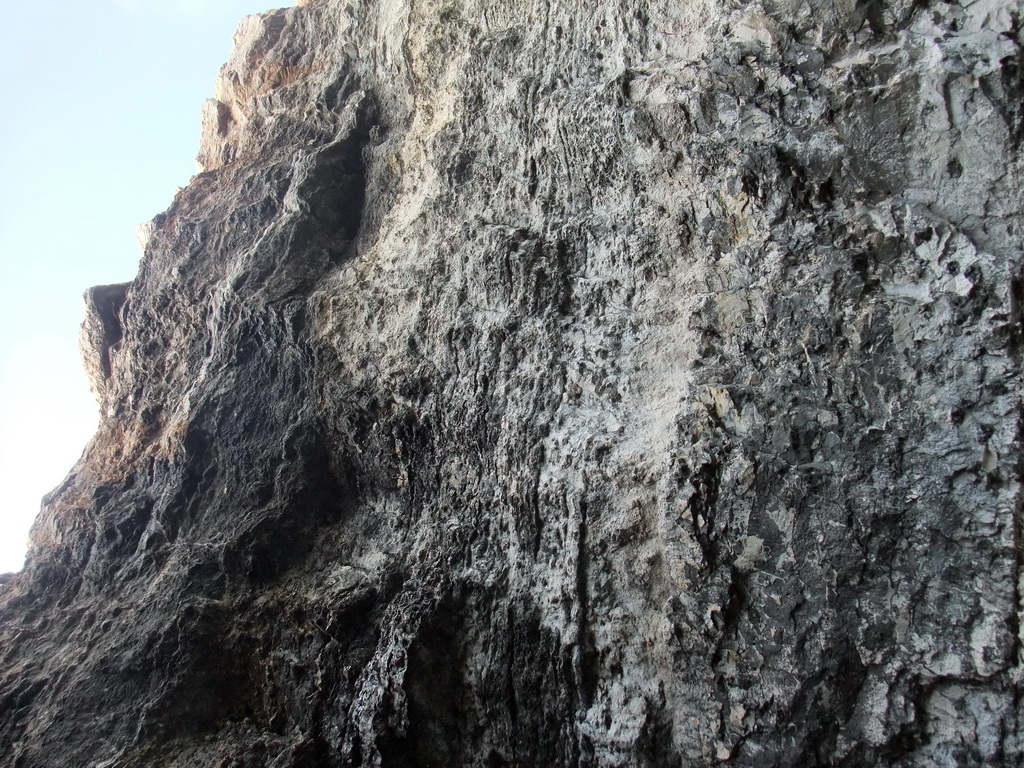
0, 0, 282, 573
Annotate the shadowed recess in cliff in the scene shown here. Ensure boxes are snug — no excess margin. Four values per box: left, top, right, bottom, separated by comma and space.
223, 90, 376, 301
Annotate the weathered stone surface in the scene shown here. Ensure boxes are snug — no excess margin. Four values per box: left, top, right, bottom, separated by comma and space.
80, 282, 130, 400
2, 0, 1023, 765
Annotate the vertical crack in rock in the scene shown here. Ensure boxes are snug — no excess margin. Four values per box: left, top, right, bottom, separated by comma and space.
2, 0, 1024, 766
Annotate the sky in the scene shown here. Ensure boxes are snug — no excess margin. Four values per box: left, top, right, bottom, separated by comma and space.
0, 0, 288, 572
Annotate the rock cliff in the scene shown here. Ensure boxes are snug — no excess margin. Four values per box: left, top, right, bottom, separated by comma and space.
2, 0, 1023, 765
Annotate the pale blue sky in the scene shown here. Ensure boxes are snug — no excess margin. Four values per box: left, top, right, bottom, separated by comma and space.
0, 0, 285, 571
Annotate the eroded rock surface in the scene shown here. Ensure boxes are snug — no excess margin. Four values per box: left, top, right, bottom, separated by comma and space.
2, 0, 1023, 765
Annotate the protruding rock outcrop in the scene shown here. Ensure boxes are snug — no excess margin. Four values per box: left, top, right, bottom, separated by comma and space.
2, 1, 1023, 766
79, 282, 129, 400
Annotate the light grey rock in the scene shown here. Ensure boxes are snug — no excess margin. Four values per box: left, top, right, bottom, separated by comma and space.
1, 0, 1023, 765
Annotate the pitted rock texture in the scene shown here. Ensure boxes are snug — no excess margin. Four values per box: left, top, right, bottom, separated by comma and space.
2, 0, 1024, 766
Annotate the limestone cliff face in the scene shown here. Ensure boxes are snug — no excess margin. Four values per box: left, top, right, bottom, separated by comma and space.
2, 0, 1023, 765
